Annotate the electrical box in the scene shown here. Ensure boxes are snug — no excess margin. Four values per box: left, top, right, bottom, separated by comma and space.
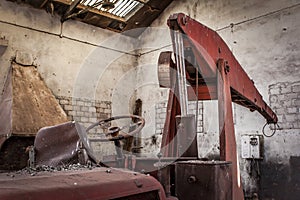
241, 135, 262, 159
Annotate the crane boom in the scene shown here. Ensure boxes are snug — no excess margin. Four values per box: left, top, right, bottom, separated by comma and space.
167, 13, 277, 123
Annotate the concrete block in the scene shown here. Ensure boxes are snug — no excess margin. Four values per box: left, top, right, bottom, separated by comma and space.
76, 111, 83, 116
15, 50, 34, 66
89, 107, 96, 112
83, 112, 90, 117
292, 84, 300, 93
81, 117, 88, 122
73, 116, 81, 121
72, 105, 81, 111
77, 101, 84, 106
89, 117, 97, 123
81, 106, 88, 112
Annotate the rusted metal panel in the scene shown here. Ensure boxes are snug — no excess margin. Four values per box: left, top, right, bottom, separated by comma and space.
0, 66, 12, 140
0, 168, 168, 200
35, 121, 97, 166
0, 63, 67, 137
0, 63, 68, 169
11, 63, 68, 135
175, 161, 232, 200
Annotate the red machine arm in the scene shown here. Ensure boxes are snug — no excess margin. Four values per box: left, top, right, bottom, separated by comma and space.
167, 13, 277, 124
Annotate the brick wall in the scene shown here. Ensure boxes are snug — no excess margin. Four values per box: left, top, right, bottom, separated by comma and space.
269, 81, 300, 129
155, 101, 204, 135
56, 96, 111, 135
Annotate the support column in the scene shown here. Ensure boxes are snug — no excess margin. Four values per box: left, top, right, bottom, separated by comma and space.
217, 59, 244, 200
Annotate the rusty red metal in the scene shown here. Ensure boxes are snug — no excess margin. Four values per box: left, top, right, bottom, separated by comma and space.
175, 161, 232, 200
168, 13, 277, 124
0, 168, 169, 200
217, 59, 244, 200
159, 13, 278, 200
35, 121, 97, 166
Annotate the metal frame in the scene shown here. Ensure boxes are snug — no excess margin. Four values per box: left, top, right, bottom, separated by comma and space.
159, 13, 278, 200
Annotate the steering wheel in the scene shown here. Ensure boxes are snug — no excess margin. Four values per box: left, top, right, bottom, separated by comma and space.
86, 115, 145, 142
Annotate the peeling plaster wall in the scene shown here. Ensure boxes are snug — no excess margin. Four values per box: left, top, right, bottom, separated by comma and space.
137, 0, 300, 199
0, 1, 138, 101
0, 1, 139, 160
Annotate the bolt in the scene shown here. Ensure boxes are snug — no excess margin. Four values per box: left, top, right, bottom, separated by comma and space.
187, 175, 197, 183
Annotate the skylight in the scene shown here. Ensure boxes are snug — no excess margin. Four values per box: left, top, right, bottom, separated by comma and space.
78, 0, 143, 19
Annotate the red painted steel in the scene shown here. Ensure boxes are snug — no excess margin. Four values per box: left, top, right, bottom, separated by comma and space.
0, 168, 168, 200
160, 13, 278, 200
218, 59, 244, 200
168, 13, 277, 124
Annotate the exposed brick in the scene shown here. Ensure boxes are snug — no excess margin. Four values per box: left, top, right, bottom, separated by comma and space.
292, 99, 300, 106
81, 106, 88, 112
287, 107, 297, 114
89, 117, 97, 123
89, 107, 96, 112
60, 99, 69, 105
284, 114, 297, 122
67, 111, 75, 116
76, 111, 83, 116
104, 108, 111, 114
269, 95, 278, 104
64, 105, 73, 111
197, 127, 203, 133
77, 101, 85, 106
281, 85, 292, 94
85, 102, 92, 107
81, 117, 88, 122
293, 121, 300, 129
72, 105, 81, 111
292, 84, 300, 93
275, 108, 286, 115
83, 112, 90, 117
92, 112, 97, 118
269, 87, 281, 95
